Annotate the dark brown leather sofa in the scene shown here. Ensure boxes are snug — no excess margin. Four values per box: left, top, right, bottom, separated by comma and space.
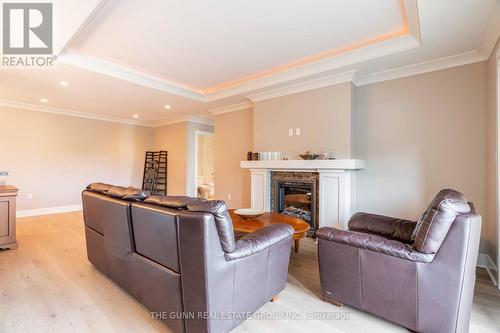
82, 183, 293, 333
317, 189, 481, 333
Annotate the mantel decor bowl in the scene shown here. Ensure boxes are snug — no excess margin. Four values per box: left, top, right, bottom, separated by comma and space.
299, 151, 320, 160
234, 208, 265, 219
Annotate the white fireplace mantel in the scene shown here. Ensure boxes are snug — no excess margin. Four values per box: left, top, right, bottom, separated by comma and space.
240, 159, 365, 170
240, 159, 365, 229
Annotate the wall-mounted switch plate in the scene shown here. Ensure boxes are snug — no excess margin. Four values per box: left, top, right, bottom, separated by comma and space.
0, 171, 9, 176
295, 128, 301, 136
227, 193, 232, 201
27, 193, 34, 200
288, 128, 294, 136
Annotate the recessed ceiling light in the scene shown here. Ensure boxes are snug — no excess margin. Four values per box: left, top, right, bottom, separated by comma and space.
164, 105, 171, 109
40, 98, 48, 103
133, 114, 139, 118
59, 81, 69, 87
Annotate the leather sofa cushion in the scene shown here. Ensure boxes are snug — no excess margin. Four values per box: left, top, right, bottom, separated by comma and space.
131, 203, 180, 273
412, 189, 470, 254
87, 182, 114, 194
144, 195, 202, 208
348, 213, 417, 242
317, 227, 433, 263
107, 186, 150, 202
187, 200, 236, 253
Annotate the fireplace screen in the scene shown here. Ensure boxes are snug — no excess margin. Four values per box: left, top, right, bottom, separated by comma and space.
276, 180, 317, 234
280, 183, 312, 221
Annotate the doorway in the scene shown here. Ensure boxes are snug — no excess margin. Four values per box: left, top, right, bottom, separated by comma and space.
195, 131, 215, 200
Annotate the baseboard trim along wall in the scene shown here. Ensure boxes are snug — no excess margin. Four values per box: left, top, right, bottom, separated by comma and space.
17, 204, 83, 218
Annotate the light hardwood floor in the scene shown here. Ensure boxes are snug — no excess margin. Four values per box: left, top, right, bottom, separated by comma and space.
0, 211, 499, 333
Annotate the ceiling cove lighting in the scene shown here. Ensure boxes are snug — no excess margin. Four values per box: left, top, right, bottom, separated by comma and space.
164, 105, 171, 109
40, 98, 48, 103
133, 114, 139, 118
59, 81, 69, 87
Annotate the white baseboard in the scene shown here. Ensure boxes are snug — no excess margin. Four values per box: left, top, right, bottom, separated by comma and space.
477, 253, 498, 287
17, 204, 83, 218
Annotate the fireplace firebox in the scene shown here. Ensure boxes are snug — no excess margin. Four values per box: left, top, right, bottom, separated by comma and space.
270, 172, 318, 236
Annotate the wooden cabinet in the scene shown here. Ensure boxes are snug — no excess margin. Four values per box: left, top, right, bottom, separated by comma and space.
0, 186, 18, 250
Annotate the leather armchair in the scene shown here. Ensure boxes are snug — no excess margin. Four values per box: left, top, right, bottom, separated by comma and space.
317, 189, 481, 333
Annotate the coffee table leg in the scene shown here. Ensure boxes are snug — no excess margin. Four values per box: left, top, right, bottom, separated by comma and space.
294, 239, 299, 253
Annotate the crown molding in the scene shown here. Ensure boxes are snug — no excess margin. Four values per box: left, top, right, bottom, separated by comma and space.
153, 116, 214, 128
58, 51, 206, 101
209, 101, 254, 115
206, 34, 420, 101
403, 0, 421, 44
0, 99, 152, 127
0, 97, 214, 128
244, 48, 489, 98
204, 0, 420, 100
356, 50, 487, 86
186, 117, 214, 127
56, 0, 112, 55
478, 1, 500, 59
57, 0, 420, 103
59, 33, 419, 104
247, 70, 357, 102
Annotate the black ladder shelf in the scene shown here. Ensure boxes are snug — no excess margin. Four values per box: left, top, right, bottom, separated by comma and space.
142, 151, 168, 195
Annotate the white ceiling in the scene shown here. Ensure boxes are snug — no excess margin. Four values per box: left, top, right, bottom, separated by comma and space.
70, 0, 405, 90
0, 0, 498, 126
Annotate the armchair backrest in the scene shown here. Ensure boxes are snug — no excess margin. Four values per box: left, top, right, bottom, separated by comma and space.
416, 203, 481, 333
412, 189, 470, 254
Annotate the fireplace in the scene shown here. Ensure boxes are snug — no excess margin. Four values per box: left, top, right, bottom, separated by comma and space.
270, 172, 319, 236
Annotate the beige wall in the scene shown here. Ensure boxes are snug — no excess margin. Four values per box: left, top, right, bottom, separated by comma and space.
214, 108, 253, 209
353, 62, 489, 251
486, 39, 499, 264
154, 122, 188, 195
253, 83, 352, 159
0, 106, 154, 211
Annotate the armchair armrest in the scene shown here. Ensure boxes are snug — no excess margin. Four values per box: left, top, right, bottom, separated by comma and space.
348, 212, 417, 242
316, 227, 433, 263
225, 224, 293, 261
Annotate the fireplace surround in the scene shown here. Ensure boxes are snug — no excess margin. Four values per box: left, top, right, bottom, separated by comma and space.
240, 159, 365, 229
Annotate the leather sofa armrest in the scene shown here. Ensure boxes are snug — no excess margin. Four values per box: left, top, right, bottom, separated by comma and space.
348, 212, 417, 242
225, 224, 294, 261
316, 227, 433, 263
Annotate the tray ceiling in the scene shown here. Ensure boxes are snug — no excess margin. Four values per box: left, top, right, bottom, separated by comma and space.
0, 0, 498, 126
69, 0, 407, 91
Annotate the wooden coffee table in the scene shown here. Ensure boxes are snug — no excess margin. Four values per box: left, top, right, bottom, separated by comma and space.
229, 210, 310, 253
